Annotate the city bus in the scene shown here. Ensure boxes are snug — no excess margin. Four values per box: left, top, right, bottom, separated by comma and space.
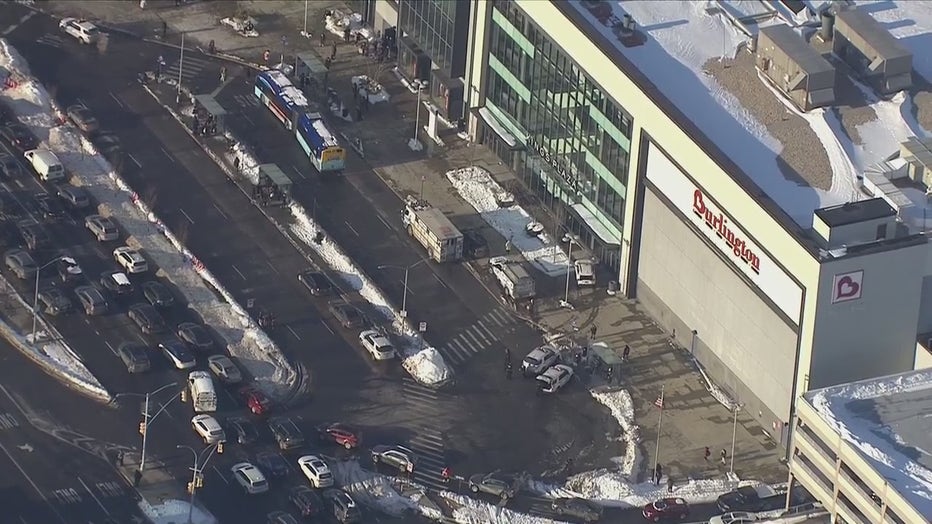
295, 113, 345, 173
253, 69, 308, 130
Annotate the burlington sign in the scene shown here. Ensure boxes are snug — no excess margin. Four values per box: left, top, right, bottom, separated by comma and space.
646, 146, 802, 323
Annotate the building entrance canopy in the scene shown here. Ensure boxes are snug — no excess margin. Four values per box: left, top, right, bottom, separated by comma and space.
477, 106, 518, 149
571, 202, 620, 245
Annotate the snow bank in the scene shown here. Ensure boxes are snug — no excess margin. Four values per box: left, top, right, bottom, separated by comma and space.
589, 387, 641, 480
325, 10, 374, 41
0, 39, 296, 400
330, 459, 440, 519
139, 499, 217, 524
441, 491, 570, 524
446, 166, 568, 276
564, 471, 740, 508
288, 202, 452, 387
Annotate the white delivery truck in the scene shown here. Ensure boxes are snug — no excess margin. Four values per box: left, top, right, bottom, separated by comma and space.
489, 256, 536, 302
23, 149, 65, 182
401, 196, 463, 262
187, 371, 217, 413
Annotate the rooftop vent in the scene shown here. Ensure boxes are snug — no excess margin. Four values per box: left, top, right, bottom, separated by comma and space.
900, 136, 932, 190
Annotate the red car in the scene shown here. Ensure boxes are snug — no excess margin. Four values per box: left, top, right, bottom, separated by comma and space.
316, 422, 361, 449
238, 386, 272, 415
642, 497, 689, 521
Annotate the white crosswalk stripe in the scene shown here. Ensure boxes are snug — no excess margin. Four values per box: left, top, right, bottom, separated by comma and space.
163, 56, 212, 83
483, 307, 514, 326
0, 413, 18, 430
232, 94, 259, 107
52, 488, 81, 504
437, 307, 520, 366
36, 34, 64, 48
96, 481, 124, 498
408, 428, 448, 490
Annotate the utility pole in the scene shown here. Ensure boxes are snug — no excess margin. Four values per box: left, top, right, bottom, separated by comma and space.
653, 385, 664, 478
730, 405, 740, 475
176, 32, 185, 104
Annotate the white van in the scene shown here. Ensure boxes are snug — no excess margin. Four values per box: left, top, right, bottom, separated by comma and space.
23, 149, 65, 182
187, 371, 217, 413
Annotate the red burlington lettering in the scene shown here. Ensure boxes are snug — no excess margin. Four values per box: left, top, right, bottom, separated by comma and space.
692, 189, 761, 274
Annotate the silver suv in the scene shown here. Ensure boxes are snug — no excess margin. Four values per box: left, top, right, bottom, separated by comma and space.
85, 214, 119, 242
522, 345, 560, 376
4, 248, 37, 279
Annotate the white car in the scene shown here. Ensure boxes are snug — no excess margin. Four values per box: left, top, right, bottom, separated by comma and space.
574, 259, 596, 287
536, 364, 574, 393
297, 455, 334, 488
231, 462, 269, 494
113, 246, 148, 274
191, 415, 225, 444
709, 512, 759, 524
358, 330, 396, 360
59, 18, 100, 45
522, 345, 559, 376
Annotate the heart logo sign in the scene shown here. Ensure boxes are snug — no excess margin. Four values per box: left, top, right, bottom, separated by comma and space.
832, 270, 864, 304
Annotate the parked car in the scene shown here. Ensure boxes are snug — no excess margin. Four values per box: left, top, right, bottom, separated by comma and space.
536, 364, 574, 393
1, 123, 38, 152
74, 285, 108, 315
463, 229, 489, 258
289, 485, 322, 519
113, 246, 147, 274
370, 445, 417, 473
58, 186, 91, 209
100, 270, 133, 296
522, 345, 559, 376
239, 386, 272, 415
117, 342, 150, 373
298, 455, 334, 488
551, 497, 603, 522
716, 485, 777, 513
17, 219, 49, 251
297, 270, 333, 296
192, 414, 225, 444
177, 322, 214, 351
268, 417, 305, 451
93, 133, 123, 163
574, 259, 596, 287
358, 330, 396, 360
256, 451, 289, 478
468, 472, 517, 499
56, 256, 83, 283
208, 355, 242, 384
85, 214, 119, 242
231, 462, 268, 494
227, 417, 259, 446
0, 152, 21, 178
642, 497, 689, 522
128, 303, 166, 334
142, 281, 174, 308
266, 511, 298, 524
709, 512, 759, 524
316, 422, 360, 450
37, 288, 73, 315
158, 339, 196, 370
321, 489, 361, 523
59, 18, 100, 45
328, 300, 365, 329
65, 104, 99, 134
5, 248, 37, 279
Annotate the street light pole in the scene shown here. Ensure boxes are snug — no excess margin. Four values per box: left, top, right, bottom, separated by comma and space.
178, 443, 221, 524
377, 260, 427, 318
126, 382, 179, 472
562, 234, 577, 306
176, 32, 185, 104
730, 405, 739, 475
32, 257, 62, 342
413, 80, 423, 145
302, 0, 309, 37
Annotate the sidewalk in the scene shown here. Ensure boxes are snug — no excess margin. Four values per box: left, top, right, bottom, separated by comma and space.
114, 451, 217, 524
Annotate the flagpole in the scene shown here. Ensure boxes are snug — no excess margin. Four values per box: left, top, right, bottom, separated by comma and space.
653, 385, 664, 478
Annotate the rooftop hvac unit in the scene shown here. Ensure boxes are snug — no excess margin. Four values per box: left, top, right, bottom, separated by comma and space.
787, 71, 807, 91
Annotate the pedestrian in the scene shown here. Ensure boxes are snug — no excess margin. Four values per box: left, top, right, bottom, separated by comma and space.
352, 85, 357, 100
589, 324, 598, 339
622, 344, 630, 362
208, 39, 216, 54
219, 66, 227, 83
504, 347, 511, 364
667, 476, 674, 493
355, 106, 362, 121
343, 27, 350, 43
133, 469, 142, 487
161, 21, 167, 40
654, 463, 663, 485
175, 0, 181, 6
263, 49, 271, 64
319, 32, 326, 47
139, 0, 146, 9
504, 238, 512, 253
720, 448, 727, 465
116, 450, 124, 466
704, 446, 710, 461
441, 467, 452, 483
606, 364, 614, 384
331, 42, 338, 60
505, 361, 513, 379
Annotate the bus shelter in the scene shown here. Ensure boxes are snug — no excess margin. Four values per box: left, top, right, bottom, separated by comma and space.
588, 341, 624, 380
192, 94, 227, 137
254, 163, 292, 207
295, 52, 330, 92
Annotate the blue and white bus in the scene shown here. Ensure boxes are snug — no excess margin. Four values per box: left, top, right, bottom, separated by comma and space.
253, 69, 308, 130
296, 113, 345, 173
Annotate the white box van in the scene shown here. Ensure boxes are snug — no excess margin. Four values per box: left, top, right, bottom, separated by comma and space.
23, 149, 65, 182
187, 371, 217, 413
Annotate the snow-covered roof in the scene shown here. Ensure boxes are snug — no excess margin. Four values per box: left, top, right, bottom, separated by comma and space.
566, 0, 932, 232
805, 368, 932, 517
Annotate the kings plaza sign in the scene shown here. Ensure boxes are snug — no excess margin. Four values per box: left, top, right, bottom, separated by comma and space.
692, 189, 761, 274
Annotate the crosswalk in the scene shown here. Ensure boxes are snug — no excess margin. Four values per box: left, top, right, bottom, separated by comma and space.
232, 94, 260, 108
0, 412, 18, 430
161, 55, 213, 84
408, 429, 448, 490
36, 34, 65, 48
436, 307, 515, 366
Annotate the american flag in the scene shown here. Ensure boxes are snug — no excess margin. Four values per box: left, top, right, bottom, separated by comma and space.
655, 392, 664, 409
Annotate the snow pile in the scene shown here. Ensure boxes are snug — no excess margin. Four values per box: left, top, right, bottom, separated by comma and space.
440, 491, 570, 524
0, 39, 296, 400
693, 358, 740, 411
352, 75, 391, 105
288, 201, 452, 387
226, 133, 261, 185
325, 10, 373, 41
589, 387, 642, 480
446, 166, 568, 276
330, 459, 439, 519
139, 499, 217, 524
564, 471, 740, 508
808, 369, 932, 517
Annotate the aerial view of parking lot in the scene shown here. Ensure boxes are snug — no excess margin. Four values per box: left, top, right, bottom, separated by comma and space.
2, 0, 931, 523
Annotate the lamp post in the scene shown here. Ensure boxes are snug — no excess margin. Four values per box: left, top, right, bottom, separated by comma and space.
178, 443, 222, 524
110, 382, 180, 472
300, 0, 309, 38
377, 259, 428, 318
561, 233, 580, 307
32, 256, 63, 343
412, 80, 425, 147
176, 32, 185, 104
730, 404, 742, 475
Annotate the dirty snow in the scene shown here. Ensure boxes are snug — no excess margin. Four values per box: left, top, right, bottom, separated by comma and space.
0, 39, 296, 400
330, 459, 440, 519
139, 499, 217, 524
288, 198, 452, 387
440, 491, 571, 524
807, 368, 932, 518
446, 166, 568, 276
589, 387, 642, 480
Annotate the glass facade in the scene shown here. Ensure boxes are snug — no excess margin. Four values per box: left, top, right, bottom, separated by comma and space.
482, 0, 633, 272
398, 0, 469, 78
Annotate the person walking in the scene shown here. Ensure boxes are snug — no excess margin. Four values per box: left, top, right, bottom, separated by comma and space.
704, 446, 711, 461
161, 21, 167, 40
505, 361, 513, 380
622, 344, 630, 362
589, 324, 598, 340
133, 469, 142, 487
219, 66, 227, 84
720, 448, 727, 465
116, 450, 124, 466
441, 467, 452, 484
331, 42, 338, 60
139, 0, 147, 9
654, 463, 663, 485
666, 476, 674, 493
319, 32, 326, 47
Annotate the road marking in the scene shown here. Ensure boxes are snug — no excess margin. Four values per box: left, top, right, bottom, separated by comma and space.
161, 147, 174, 163
104, 340, 117, 356
241, 114, 255, 126
401, 280, 415, 296
128, 153, 142, 169
96, 481, 123, 498
14, 179, 24, 189
212, 203, 228, 219
377, 214, 392, 230
432, 273, 447, 287
320, 319, 334, 335
0, 413, 18, 430
109, 92, 124, 109
0, 182, 9, 192
1, 12, 34, 36
461, 329, 485, 350
469, 325, 492, 346
0, 440, 67, 522
78, 476, 110, 516
344, 221, 359, 236
231, 264, 246, 280
265, 260, 279, 274
211, 465, 229, 484
292, 165, 306, 179
287, 326, 301, 341
179, 208, 195, 224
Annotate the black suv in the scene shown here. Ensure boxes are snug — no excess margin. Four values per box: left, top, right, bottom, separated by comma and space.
17, 219, 49, 251
289, 485, 322, 519
463, 229, 489, 258
322, 489, 361, 523
297, 270, 333, 296
268, 417, 305, 451
35, 193, 65, 220
227, 417, 259, 446
1, 123, 37, 151
327, 300, 365, 329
